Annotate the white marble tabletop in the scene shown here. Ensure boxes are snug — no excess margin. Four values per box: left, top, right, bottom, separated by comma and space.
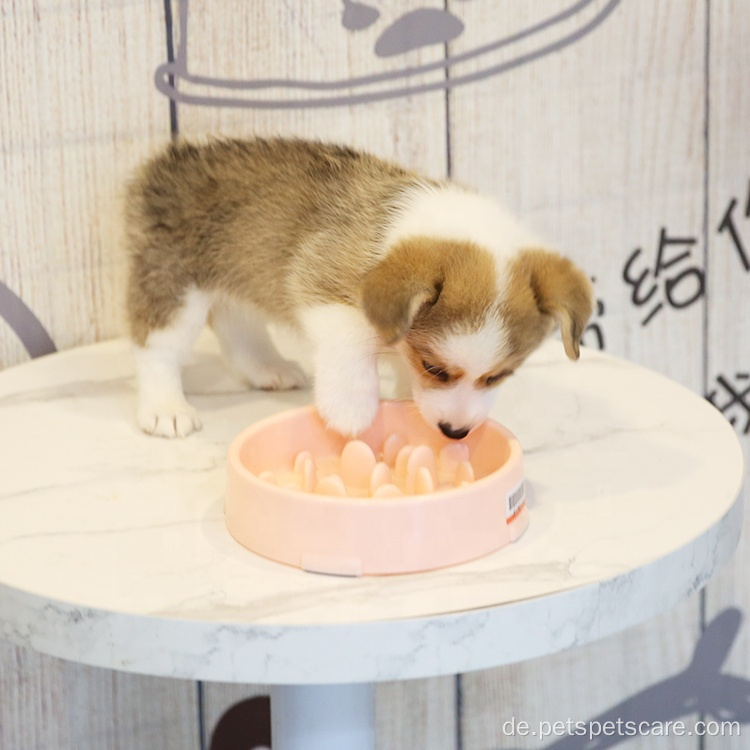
0, 333, 743, 685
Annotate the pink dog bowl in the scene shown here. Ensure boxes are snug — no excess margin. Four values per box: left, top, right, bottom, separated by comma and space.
226, 401, 528, 576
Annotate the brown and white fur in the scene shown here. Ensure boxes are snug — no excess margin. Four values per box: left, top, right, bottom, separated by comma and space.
125, 138, 593, 439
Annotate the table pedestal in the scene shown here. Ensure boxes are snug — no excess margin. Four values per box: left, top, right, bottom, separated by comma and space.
270, 683, 375, 750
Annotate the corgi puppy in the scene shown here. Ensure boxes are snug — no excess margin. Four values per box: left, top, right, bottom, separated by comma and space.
125, 138, 592, 439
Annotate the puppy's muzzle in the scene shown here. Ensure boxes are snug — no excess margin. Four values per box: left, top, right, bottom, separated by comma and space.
438, 422, 470, 440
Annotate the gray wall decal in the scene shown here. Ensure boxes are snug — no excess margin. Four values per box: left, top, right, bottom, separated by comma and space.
154, 0, 623, 109
622, 227, 705, 327
372, 7, 464, 58
341, 0, 381, 32
708, 374, 750, 434
717, 180, 750, 271
503, 608, 749, 749
0, 281, 56, 359
582, 279, 605, 351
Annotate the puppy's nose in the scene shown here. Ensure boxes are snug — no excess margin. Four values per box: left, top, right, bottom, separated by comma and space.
438, 422, 470, 440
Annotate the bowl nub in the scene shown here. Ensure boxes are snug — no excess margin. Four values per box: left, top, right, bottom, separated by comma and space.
226, 400, 528, 576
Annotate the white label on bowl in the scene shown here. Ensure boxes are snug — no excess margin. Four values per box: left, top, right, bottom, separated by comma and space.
506, 479, 525, 521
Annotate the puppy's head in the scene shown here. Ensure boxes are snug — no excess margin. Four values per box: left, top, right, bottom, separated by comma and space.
361, 238, 593, 438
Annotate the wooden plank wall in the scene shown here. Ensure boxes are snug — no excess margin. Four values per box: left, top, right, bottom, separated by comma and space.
1, 1, 748, 748
704, 2, 750, 749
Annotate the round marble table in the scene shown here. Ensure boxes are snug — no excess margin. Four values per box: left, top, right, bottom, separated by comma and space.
0, 335, 743, 750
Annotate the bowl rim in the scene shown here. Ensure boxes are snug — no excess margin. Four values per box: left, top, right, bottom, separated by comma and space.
227, 400, 523, 505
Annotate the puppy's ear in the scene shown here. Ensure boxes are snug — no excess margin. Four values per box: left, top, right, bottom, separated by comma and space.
518, 249, 593, 360
360, 240, 443, 344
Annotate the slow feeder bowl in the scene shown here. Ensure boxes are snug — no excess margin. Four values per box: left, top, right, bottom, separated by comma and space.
225, 400, 528, 576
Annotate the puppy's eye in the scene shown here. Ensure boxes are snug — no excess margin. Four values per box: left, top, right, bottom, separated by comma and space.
422, 360, 450, 383
485, 370, 513, 387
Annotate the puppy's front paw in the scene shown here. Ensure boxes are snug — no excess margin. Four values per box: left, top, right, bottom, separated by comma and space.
319, 396, 379, 437
316, 379, 380, 437
137, 401, 202, 438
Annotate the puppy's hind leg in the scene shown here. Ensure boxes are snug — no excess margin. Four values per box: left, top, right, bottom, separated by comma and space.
134, 289, 212, 438
211, 300, 308, 391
